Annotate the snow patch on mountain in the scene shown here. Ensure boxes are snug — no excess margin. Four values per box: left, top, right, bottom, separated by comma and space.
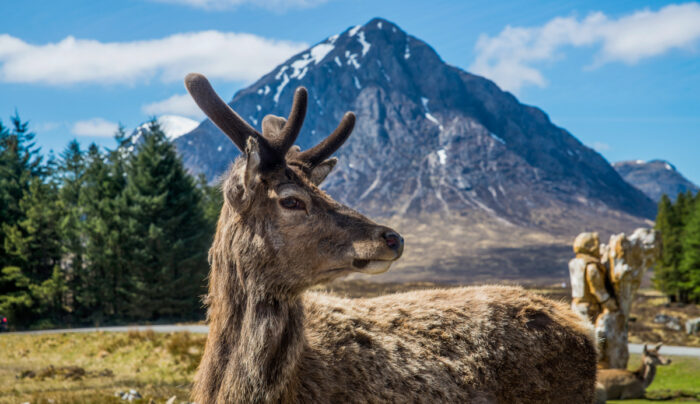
437, 149, 447, 165
357, 31, 371, 56
421, 97, 442, 130
310, 42, 334, 64
131, 115, 198, 145
274, 73, 290, 103
345, 51, 360, 69
490, 133, 506, 144
155, 115, 198, 140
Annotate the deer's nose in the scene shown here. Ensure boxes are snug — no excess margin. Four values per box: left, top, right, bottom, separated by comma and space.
382, 231, 404, 256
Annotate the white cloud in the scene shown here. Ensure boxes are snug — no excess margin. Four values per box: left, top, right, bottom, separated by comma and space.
150, 0, 328, 11
143, 93, 205, 120
33, 121, 62, 132
592, 141, 611, 152
71, 118, 119, 137
470, 2, 700, 93
0, 31, 307, 85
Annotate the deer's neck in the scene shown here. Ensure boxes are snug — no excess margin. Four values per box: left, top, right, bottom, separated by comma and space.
198, 283, 306, 403
209, 289, 305, 402
634, 362, 656, 389
194, 209, 308, 403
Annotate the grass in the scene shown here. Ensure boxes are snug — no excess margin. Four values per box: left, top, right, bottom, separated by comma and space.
3, 333, 698, 403
2, 283, 698, 402
606, 354, 700, 403
0, 330, 205, 403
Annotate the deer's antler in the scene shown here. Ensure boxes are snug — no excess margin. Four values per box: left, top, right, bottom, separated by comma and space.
186, 73, 354, 170
185, 73, 260, 152
296, 111, 355, 167
268, 87, 307, 156
185, 73, 308, 169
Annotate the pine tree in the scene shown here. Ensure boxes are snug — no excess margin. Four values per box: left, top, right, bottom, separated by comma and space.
654, 194, 681, 298
122, 121, 209, 320
57, 140, 86, 317
197, 174, 223, 234
2, 175, 64, 326
0, 266, 34, 326
679, 198, 700, 302
78, 142, 130, 323
0, 114, 43, 269
0, 115, 64, 327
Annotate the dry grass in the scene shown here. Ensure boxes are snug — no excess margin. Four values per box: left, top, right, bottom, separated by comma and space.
607, 354, 700, 403
2, 282, 698, 403
0, 330, 205, 403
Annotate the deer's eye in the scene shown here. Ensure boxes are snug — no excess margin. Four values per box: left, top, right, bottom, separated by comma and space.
279, 197, 306, 211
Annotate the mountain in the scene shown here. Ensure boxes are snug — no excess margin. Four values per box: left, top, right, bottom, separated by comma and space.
614, 160, 699, 202
174, 18, 656, 282
133, 115, 199, 141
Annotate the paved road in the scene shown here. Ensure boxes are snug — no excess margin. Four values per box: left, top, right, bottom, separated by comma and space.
4, 324, 700, 358
3, 324, 208, 336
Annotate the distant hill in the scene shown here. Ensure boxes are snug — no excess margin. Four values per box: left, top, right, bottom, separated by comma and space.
173, 17, 655, 282
614, 160, 699, 202
133, 115, 199, 141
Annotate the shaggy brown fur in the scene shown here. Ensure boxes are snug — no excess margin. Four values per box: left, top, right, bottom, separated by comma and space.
185, 73, 598, 403
597, 343, 671, 400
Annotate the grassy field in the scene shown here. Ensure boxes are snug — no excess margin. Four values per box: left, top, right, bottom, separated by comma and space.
606, 354, 700, 403
2, 331, 698, 403
2, 282, 699, 403
1, 330, 203, 403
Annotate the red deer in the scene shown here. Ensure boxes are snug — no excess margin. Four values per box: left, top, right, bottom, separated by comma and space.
185, 73, 598, 403
598, 343, 671, 400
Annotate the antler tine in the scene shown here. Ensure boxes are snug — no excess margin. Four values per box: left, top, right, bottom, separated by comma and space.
184, 73, 260, 152
269, 87, 307, 155
298, 112, 355, 167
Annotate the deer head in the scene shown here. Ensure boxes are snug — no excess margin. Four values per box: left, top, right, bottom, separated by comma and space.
642, 343, 672, 366
185, 73, 403, 296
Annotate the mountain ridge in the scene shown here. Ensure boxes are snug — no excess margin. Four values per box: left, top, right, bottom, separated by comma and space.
174, 17, 656, 281
176, 17, 654, 223
614, 159, 699, 202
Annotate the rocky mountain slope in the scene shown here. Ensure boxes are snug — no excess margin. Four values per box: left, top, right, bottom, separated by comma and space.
174, 18, 656, 282
614, 160, 699, 202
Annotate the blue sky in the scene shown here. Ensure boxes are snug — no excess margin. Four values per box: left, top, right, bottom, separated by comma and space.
1, 0, 699, 183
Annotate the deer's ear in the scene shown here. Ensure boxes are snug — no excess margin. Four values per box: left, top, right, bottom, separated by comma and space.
655, 343, 663, 351
643, 344, 648, 353
309, 158, 337, 186
244, 137, 262, 191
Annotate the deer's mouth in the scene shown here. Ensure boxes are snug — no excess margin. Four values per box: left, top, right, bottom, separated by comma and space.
322, 259, 395, 278
351, 258, 393, 274
352, 259, 370, 269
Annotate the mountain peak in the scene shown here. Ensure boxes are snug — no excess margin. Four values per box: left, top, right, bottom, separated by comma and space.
614, 159, 676, 172
614, 159, 697, 201
176, 17, 656, 227
238, 15, 446, 111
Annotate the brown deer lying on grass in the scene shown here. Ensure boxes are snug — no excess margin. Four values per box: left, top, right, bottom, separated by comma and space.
597, 343, 671, 400
185, 73, 598, 403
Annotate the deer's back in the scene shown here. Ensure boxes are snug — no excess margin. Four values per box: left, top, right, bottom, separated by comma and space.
300, 285, 597, 403
597, 369, 644, 399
